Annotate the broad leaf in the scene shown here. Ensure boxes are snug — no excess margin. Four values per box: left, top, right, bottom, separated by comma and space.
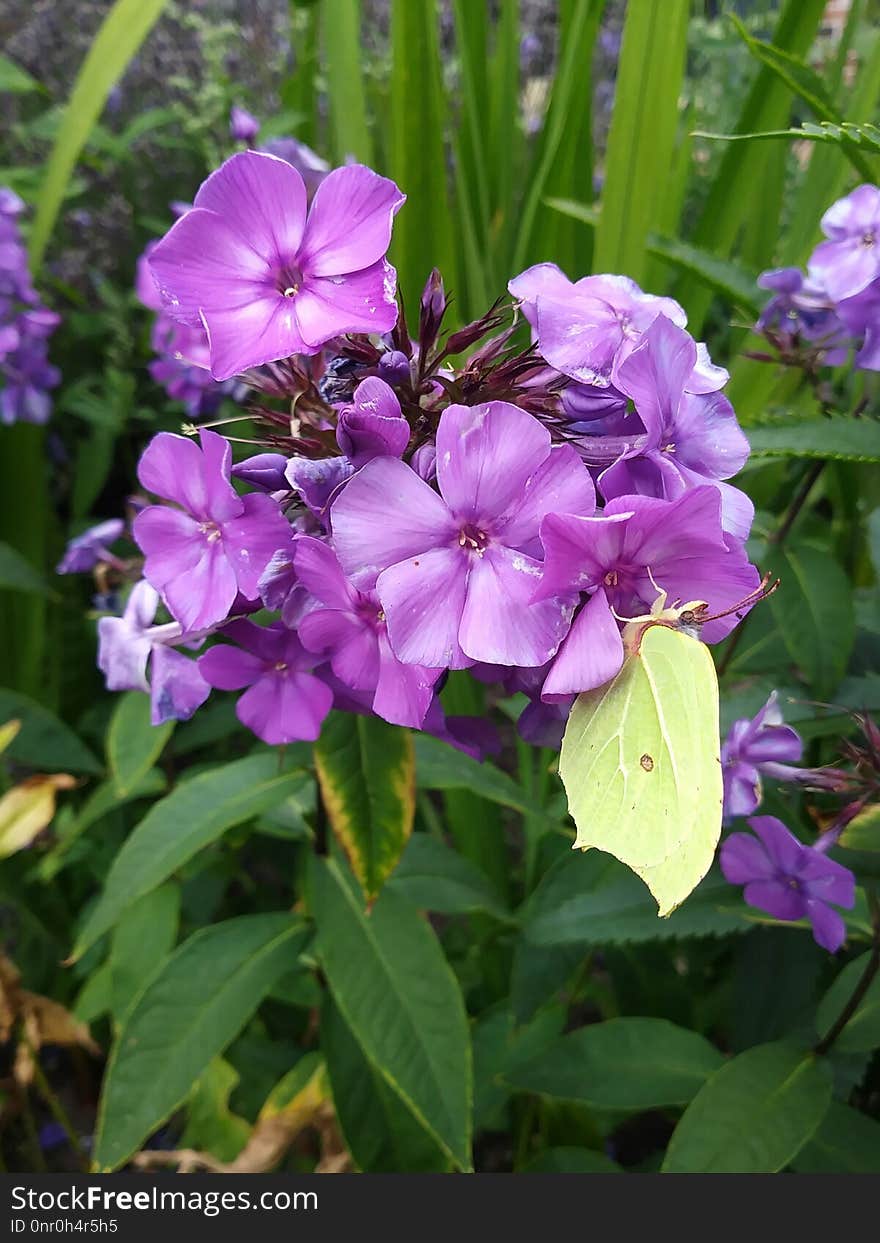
314, 713, 414, 902
522, 1147, 622, 1173
311, 856, 472, 1170
414, 735, 545, 817
107, 691, 174, 797
387, 833, 512, 921
94, 913, 307, 1170
768, 543, 854, 698
507, 1017, 722, 1111
108, 883, 180, 1022
815, 952, 880, 1053
840, 805, 880, 852
0, 542, 49, 595
72, 753, 307, 959
662, 1042, 832, 1173
792, 1102, 880, 1173
0, 690, 101, 774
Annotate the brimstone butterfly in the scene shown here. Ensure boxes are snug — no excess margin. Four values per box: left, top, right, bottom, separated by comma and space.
559, 578, 774, 917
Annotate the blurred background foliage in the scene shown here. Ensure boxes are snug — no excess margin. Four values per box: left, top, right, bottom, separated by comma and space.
0, 0, 879, 1175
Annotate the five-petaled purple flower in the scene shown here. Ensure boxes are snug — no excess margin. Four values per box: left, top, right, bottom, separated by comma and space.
134, 428, 293, 632
721, 691, 803, 820
199, 619, 333, 744
331, 400, 595, 669
148, 151, 405, 380
810, 184, 880, 303
720, 816, 855, 952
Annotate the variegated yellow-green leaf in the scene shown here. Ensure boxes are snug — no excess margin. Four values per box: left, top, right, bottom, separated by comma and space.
559, 618, 723, 917
314, 713, 415, 903
0, 773, 76, 858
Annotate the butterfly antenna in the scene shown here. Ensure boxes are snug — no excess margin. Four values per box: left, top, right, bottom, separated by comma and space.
698, 572, 779, 624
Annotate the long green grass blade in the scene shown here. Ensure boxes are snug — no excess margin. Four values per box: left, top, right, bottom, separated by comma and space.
28, 0, 170, 270
592, 0, 689, 283
322, 0, 373, 164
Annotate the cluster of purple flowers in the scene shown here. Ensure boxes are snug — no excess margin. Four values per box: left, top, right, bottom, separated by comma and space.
757, 183, 880, 372
73, 146, 763, 758
0, 188, 60, 425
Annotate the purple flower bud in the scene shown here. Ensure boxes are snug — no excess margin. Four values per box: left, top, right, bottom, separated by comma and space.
378, 349, 411, 386
411, 441, 437, 482
336, 377, 410, 466
286, 455, 353, 521
57, 518, 125, 575
230, 105, 260, 143
231, 452, 290, 492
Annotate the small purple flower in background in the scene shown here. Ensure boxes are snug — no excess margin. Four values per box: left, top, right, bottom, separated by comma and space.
294, 535, 441, 728
756, 267, 848, 361
721, 815, 855, 952
721, 691, 803, 820
260, 136, 330, 198
230, 105, 260, 144
331, 400, 595, 669
97, 580, 211, 725
199, 619, 333, 744
810, 183, 880, 302
536, 485, 761, 698
57, 518, 125, 575
837, 280, 880, 372
0, 187, 60, 425
133, 428, 293, 631
149, 152, 405, 381
335, 376, 410, 466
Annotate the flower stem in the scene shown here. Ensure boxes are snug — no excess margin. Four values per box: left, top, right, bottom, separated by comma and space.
814, 888, 880, 1057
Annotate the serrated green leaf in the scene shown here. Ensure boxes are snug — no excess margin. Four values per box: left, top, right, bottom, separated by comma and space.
747, 420, 880, 461
29, 0, 171, 269
507, 1017, 722, 1111
816, 952, 880, 1053
414, 735, 546, 818
792, 1101, 880, 1172
662, 1042, 832, 1173
315, 713, 414, 902
94, 913, 306, 1171
106, 691, 174, 797
387, 833, 512, 921
523, 853, 750, 948
72, 754, 307, 959
767, 543, 854, 698
311, 856, 472, 1171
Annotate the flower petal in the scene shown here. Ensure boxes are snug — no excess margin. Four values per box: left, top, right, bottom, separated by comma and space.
202, 296, 312, 381
148, 208, 269, 325
237, 670, 332, 744
719, 830, 775, 885
149, 646, 211, 725
436, 401, 550, 523
498, 442, 596, 554
541, 590, 624, 700
295, 259, 399, 347
193, 151, 308, 268
459, 545, 574, 667
377, 546, 470, 669
805, 900, 847, 953
299, 164, 404, 276
222, 491, 295, 600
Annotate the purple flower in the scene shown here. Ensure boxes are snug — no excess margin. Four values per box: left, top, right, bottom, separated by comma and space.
508, 263, 687, 387
97, 580, 211, 725
148, 316, 237, 418
148, 152, 405, 381
286, 455, 353, 523
230, 105, 260, 143
1, 340, 60, 425
838, 279, 880, 371
232, 452, 290, 492
756, 266, 848, 360
335, 376, 410, 466
199, 619, 333, 744
720, 816, 855, 952
57, 518, 125, 574
260, 136, 330, 197
537, 486, 761, 698
810, 184, 880, 303
133, 428, 294, 631
330, 400, 595, 669
721, 691, 803, 820
597, 316, 754, 541
0, 191, 60, 426
294, 535, 441, 728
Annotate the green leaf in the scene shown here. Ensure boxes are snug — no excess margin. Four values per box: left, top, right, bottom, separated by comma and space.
695, 120, 880, 180
593, 0, 689, 282
523, 853, 750, 948
0, 690, 101, 774
0, 55, 42, 94
472, 1004, 567, 1132
29, 0, 171, 269
321, 0, 372, 164
108, 883, 180, 1022
816, 952, 880, 1053
94, 913, 306, 1171
311, 856, 472, 1171
414, 735, 545, 817
314, 713, 414, 902
72, 753, 307, 959
767, 543, 855, 698
747, 420, 880, 462
387, 833, 512, 921
0, 542, 49, 596
106, 691, 174, 798
180, 1058, 250, 1164
507, 1018, 722, 1111
388, 0, 455, 318
662, 1042, 832, 1173
839, 805, 880, 852
522, 1147, 622, 1174
792, 1102, 880, 1173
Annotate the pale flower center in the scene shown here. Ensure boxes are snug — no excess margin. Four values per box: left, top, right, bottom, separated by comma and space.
458, 524, 489, 555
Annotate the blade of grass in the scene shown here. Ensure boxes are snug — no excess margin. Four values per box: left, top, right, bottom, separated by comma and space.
322, 0, 373, 165
28, 0, 170, 271
592, 0, 689, 284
